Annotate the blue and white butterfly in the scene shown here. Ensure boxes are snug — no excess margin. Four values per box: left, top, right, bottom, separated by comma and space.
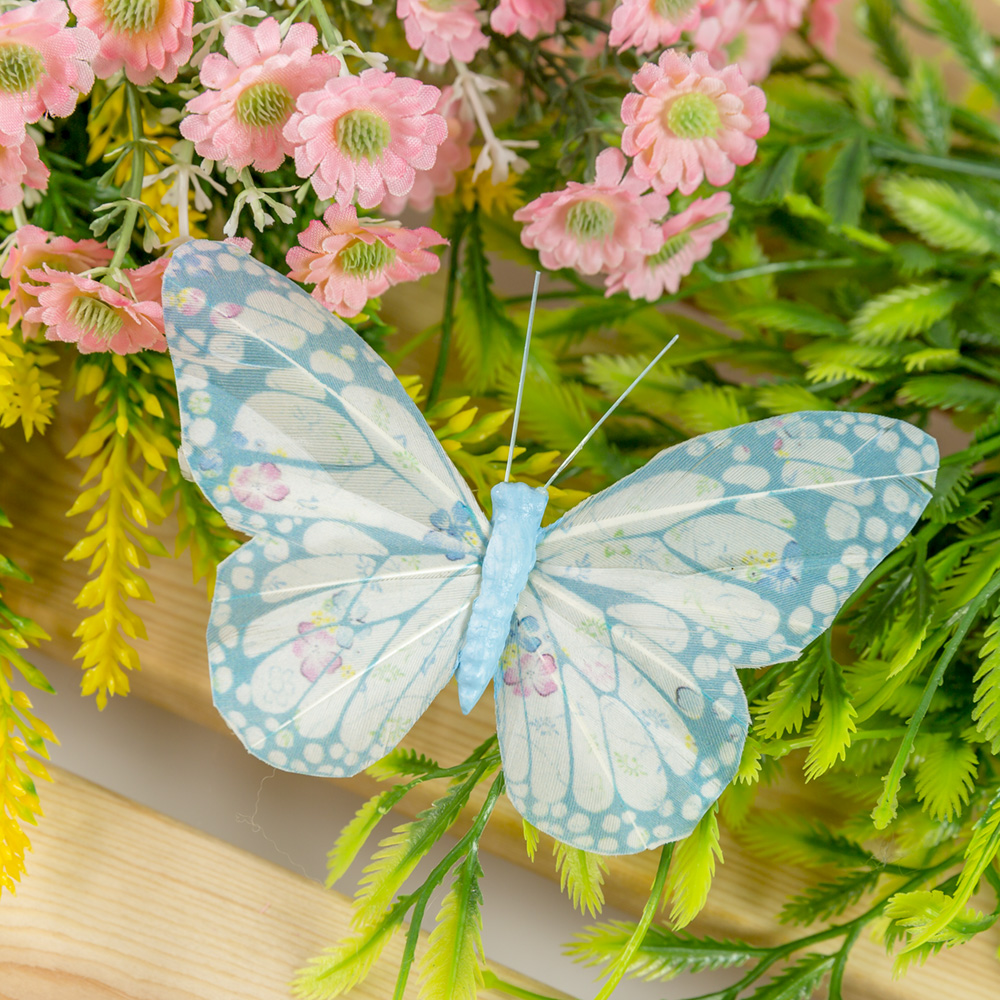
162, 240, 939, 856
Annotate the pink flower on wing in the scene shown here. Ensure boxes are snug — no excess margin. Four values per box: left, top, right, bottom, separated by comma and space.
693, 0, 788, 83
490, 0, 565, 39
0, 0, 97, 134
181, 18, 338, 173
25, 268, 166, 354
292, 624, 343, 683
1, 226, 112, 338
808, 0, 840, 56
513, 147, 667, 275
286, 204, 446, 319
231, 462, 290, 511
379, 86, 473, 215
397, 0, 488, 65
503, 651, 558, 697
285, 69, 447, 210
69, 0, 194, 85
0, 131, 48, 210
605, 192, 733, 300
609, 0, 711, 53
621, 50, 769, 196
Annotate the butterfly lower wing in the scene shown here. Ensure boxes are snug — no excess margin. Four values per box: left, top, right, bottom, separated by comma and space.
537, 412, 938, 669
212, 517, 480, 775
495, 580, 747, 854
163, 240, 489, 547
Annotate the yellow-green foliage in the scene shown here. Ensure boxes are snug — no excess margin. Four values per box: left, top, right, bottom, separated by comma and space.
664, 805, 722, 929
65, 355, 174, 707
0, 322, 59, 440
553, 842, 608, 917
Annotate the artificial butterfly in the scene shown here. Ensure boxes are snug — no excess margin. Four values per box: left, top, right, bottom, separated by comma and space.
163, 240, 939, 855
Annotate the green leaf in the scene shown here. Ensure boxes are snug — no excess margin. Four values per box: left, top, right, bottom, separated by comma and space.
973, 604, 1000, 752
882, 177, 1000, 254
734, 301, 849, 337
803, 657, 857, 780
756, 384, 836, 415
920, 0, 1000, 101
756, 644, 826, 739
553, 843, 608, 916
326, 786, 409, 888
765, 78, 857, 136
823, 139, 870, 227
908, 61, 951, 155
749, 953, 835, 1000
673, 384, 749, 433
365, 748, 442, 781
857, 0, 910, 78
522, 818, 540, 862
740, 147, 802, 204
851, 281, 963, 344
780, 868, 881, 925
914, 735, 977, 821
292, 910, 404, 999
664, 804, 722, 929
568, 922, 767, 981
0, 553, 31, 582
740, 818, 871, 869
8, 652, 56, 694
885, 889, 994, 973
418, 847, 485, 1000
899, 374, 1000, 412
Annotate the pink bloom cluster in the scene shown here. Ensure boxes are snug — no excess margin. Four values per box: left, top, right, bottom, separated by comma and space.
515, 52, 767, 300
2, 227, 167, 355
397, 0, 489, 65
610, 0, 842, 80
286, 204, 446, 319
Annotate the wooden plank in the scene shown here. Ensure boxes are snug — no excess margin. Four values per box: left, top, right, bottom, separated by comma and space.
0, 766, 564, 1000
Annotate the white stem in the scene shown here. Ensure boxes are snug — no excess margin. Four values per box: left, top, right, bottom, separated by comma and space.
504, 271, 541, 483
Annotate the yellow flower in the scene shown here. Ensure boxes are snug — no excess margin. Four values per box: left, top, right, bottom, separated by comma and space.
457, 151, 525, 217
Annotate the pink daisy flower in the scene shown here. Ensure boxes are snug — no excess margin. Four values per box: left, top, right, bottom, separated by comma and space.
126, 255, 168, 304
379, 86, 474, 215
513, 147, 668, 275
397, 0, 489, 65
693, 0, 789, 82
605, 192, 733, 300
621, 50, 769, 196
292, 624, 343, 683
808, 0, 841, 56
284, 69, 447, 210
0, 131, 48, 210
69, 0, 194, 86
286, 204, 447, 319
609, 0, 711, 53
181, 18, 338, 173
1, 226, 112, 338
490, 0, 565, 40
26, 268, 166, 354
0, 0, 97, 135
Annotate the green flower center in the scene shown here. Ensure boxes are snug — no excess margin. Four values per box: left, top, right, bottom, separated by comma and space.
648, 233, 691, 267
652, 0, 697, 20
338, 239, 396, 277
236, 81, 294, 128
565, 200, 616, 241
104, 0, 160, 32
0, 44, 43, 94
336, 110, 391, 161
69, 295, 124, 339
665, 92, 722, 140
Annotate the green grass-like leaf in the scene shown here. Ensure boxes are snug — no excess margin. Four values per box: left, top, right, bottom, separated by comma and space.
553, 843, 608, 916
780, 868, 881, 925
568, 922, 767, 981
914, 735, 977, 821
665, 805, 722, 928
418, 848, 485, 1000
851, 281, 963, 344
882, 176, 1000, 254
973, 604, 1000, 752
748, 953, 835, 1000
898, 374, 1000, 412
907, 61, 951, 155
823, 138, 869, 226
756, 645, 825, 739
673, 384, 749, 433
921, 0, 1000, 100
803, 657, 857, 780
327, 786, 408, 887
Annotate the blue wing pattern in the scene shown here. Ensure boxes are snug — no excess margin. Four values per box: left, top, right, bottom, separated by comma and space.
495, 412, 938, 852
163, 241, 486, 773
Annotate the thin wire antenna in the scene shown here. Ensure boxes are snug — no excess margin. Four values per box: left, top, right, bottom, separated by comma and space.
544, 334, 680, 488
504, 271, 542, 482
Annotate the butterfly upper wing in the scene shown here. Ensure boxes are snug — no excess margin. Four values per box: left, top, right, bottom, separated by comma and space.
495, 412, 938, 852
164, 240, 486, 775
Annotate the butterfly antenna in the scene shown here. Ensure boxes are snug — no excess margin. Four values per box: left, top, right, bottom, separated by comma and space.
504, 271, 542, 483
543, 334, 679, 488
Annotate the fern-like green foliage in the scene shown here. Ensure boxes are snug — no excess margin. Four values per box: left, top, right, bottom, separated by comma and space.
664, 804, 722, 928
553, 843, 609, 917
913, 735, 977, 822
972, 602, 1000, 752
418, 847, 485, 1000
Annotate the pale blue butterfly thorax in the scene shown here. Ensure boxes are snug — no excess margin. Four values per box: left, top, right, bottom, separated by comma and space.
457, 482, 549, 713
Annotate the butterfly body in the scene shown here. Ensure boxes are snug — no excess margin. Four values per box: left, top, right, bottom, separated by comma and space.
163, 240, 939, 855
457, 482, 548, 714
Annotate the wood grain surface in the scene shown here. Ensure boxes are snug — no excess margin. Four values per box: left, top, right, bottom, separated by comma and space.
0, 767, 564, 1000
